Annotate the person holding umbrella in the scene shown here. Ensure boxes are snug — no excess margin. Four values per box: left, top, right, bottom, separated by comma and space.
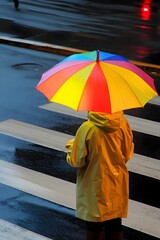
36, 50, 158, 240
36, 49, 157, 239
66, 111, 134, 240
13, 0, 19, 10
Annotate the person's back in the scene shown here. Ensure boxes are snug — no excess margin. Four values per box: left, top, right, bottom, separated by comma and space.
13, 0, 19, 10
66, 111, 134, 240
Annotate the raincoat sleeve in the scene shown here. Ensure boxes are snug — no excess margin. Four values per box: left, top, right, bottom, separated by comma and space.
65, 122, 92, 168
65, 138, 75, 164
121, 119, 134, 162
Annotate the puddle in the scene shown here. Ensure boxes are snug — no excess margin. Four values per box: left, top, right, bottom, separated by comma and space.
12, 63, 43, 71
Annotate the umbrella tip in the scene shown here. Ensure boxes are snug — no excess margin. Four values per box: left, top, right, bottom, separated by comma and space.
96, 50, 100, 62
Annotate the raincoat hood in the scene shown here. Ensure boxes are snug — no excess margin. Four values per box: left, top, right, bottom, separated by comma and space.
88, 111, 124, 132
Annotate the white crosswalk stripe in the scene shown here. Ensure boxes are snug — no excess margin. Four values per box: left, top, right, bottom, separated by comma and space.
40, 102, 160, 137
0, 119, 159, 180
0, 218, 52, 240
149, 96, 160, 106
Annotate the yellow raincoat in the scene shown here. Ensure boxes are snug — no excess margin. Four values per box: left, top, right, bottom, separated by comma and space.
66, 111, 134, 222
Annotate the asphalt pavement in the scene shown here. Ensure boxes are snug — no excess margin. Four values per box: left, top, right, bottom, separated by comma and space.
0, 1, 160, 240
0, 0, 160, 61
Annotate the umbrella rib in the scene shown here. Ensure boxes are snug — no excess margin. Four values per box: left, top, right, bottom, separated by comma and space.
102, 63, 145, 106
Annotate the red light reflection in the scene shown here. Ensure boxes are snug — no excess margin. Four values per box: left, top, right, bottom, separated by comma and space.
143, 7, 149, 12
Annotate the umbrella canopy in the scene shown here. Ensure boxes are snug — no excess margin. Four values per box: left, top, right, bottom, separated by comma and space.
36, 50, 158, 113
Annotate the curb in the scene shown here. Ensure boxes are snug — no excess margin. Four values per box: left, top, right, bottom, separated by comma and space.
0, 35, 160, 77
0, 36, 85, 56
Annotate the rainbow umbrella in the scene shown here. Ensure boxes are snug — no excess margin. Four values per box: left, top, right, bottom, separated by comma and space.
36, 50, 158, 113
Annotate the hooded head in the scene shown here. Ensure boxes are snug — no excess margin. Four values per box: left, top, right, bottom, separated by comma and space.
88, 111, 124, 133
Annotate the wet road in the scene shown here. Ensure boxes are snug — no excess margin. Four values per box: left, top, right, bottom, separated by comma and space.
0, 0, 160, 61
0, 0, 160, 240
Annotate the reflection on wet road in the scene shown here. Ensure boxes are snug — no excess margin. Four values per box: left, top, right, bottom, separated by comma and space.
0, 184, 85, 240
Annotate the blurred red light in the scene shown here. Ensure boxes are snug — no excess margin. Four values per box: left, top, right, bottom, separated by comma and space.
143, 7, 149, 12
141, 5, 151, 20
140, 0, 152, 20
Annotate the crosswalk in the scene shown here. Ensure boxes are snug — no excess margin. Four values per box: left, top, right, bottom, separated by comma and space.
0, 119, 159, 180
0, 159, 160, 238
0, 99, 159, 240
